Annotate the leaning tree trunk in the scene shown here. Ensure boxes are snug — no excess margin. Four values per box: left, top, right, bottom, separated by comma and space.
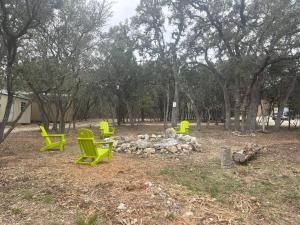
0, 42, 16, 143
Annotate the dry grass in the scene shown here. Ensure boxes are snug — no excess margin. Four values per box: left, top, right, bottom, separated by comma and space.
0, 123, 299, 224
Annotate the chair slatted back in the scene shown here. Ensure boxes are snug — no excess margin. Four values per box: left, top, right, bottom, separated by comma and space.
181, 120, 190, 129
39, 126, 52, 145
77, 129, 97, 157
100, 121, 109, 133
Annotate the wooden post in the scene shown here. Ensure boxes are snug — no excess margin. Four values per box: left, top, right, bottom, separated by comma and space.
221, 146, 232, 169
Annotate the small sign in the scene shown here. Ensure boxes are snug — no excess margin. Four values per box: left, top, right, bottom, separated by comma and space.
172, 102, 177, 108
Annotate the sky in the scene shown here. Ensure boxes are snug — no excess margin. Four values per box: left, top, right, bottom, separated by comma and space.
108, 0, 140, 27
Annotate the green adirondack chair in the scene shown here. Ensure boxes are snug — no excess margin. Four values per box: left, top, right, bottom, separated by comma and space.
175, 120, 190, 135
99, 121, 115, 138
76, 128, 113, 166
39, 125, 65, 152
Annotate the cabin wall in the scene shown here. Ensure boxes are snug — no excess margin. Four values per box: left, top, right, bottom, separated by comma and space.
0, 94, 31, 124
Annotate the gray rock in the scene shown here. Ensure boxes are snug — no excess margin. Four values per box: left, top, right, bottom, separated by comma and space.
136, 149, 143, 155
117, 203, 127, 210
160, 148, 167, 153
124, 137, 131, 142
151, 134, 157, 138
136, 139, 149, 149
113, 140, 118, 148
153, 138, 178, 148
144, 134, 150, 140
182, 149, 190, 154
190, 137, 197, 144
167, 146, 178, 153
179, 135, 192, 142
120, 143, 131, 150
181, 144, 192, 151
144, 148, 156, 154
193, 143, 202, 151
165, 128, 176, 138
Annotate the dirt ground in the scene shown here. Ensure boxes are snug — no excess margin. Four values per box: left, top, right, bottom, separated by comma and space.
0, 123, 299, 225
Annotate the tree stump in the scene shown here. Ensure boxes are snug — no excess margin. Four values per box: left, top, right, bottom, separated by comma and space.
221, 146, 232, 169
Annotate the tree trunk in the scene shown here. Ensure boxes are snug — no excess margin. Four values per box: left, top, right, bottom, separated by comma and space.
52, 105, 59, 131
206, 108, 211, 127
117, 91, 122, 125
59, 110, 66, 133
0, 41, 16, 142
141, 108, 145, 122
222, 84, 231, 130
260, 103, 266, 132
110, 104, 116, 127
241, 74, 264, 133
267, 100, 274, 128
194, 109, 202, 131
126, 103, 134, 126
246, 82, 261, 132
275, 74, 297, 131
164, 83, 170, 128
171, 77, 179, 127
234, 86, 241, 130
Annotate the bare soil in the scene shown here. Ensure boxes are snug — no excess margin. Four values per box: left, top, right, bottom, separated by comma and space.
0, 123, 299, 225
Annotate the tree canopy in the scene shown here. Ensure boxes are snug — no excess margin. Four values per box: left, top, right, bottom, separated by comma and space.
0, 0, 299, 141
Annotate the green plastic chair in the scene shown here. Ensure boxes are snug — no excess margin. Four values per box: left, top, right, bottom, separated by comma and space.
99, 121, 115, 138
76, 128, 113, 166
39, 125, 65, 152
175, 120, 190, 135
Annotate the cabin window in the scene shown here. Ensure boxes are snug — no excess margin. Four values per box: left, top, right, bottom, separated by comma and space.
21, 102, 26, 111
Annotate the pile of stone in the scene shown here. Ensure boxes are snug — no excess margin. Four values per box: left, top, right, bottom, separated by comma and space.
112, 128, 201, 156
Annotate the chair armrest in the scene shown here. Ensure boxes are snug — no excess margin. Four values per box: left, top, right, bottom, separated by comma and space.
45, 134, 65, 137
95, 141, 113, 145
95, 141, 113, 149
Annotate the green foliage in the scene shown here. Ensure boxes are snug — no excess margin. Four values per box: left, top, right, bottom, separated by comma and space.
21, 190, 34, 200
75, 212, 103, 225
11, 208, 24, 215
38, 194, 55, 204
2, 0, 300, 135
165, 213, 176, 221
159, 159, 300, 207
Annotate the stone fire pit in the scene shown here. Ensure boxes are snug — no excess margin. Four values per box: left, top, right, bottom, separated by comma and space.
110, 128, 201, 156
